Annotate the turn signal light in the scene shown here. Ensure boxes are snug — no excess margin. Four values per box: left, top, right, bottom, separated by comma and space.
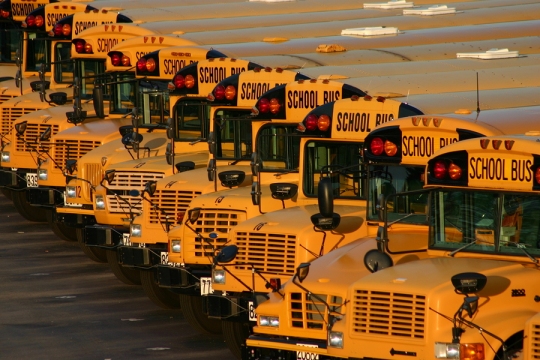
185, 74, 195, 89
224, 85, 237, 100
145, 58, 156, 72
384, 140, 398, 156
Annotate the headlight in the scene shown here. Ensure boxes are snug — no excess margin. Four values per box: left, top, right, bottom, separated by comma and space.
1, 151, 10, 162
38, 169, 48, 181
130, 224, 141, 237
66, 186, 76, 198
259, 316, 279, 327
171, 239, 181, 253
434, 343, 484, 359
328, 331, 344, 349
212, 269, 225, 284
95, 195, 105, 210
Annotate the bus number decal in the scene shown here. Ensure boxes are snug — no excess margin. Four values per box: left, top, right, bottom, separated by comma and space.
469, 157, 532, 182
287, 90, 341, 109
248, 301, 257, 321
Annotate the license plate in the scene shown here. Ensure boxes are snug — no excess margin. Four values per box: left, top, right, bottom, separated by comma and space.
200, 277, 214, 295
26, 173, 38, 187
296, 344, 319, 360
122, 233, 131, 246
248, 301, 257, 322
63, 192, 83, 207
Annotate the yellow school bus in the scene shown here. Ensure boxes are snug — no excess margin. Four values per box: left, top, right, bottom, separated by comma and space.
117, 66, 309, 309
0, 8, 133, 221
313, 133, 540, 360
0, 0, 56, 79
23, 33, 199, 240
155, 81, 397, 340
79, 56, 258, 275
244, 109, 540, 360
188, 95, 422, 357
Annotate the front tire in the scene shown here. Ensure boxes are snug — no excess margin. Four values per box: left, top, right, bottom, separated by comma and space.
77, 228, 107, 263
179, 294, 222, 335
106, 249, 141, 285
222, 320, 251, 360
140, 269, 181, 309
12, 190, 47, 222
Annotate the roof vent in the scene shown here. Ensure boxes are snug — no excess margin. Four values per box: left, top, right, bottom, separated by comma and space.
364, 0, 413, 9
403, 5, 456, 15
341, 26, 399, 36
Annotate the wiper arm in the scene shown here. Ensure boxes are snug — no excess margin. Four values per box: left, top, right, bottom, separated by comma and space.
502, 241, 539, 264
449, 237, 479, 257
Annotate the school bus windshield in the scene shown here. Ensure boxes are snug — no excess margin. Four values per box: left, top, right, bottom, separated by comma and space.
213, 109, 253, 160
108, 72, 136, 114
257, 124, 300, 173
367, 165, 428, 224
0, 26, 20, 63
430, 190, 540, 257
25, 33, 51, 72
75, 59, 106, 99
303, 140, 365, 199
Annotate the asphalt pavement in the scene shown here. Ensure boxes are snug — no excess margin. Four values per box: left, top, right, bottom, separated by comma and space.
0, 194, 236, 360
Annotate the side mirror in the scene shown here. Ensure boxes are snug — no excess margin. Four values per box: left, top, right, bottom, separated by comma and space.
363, 249, 393, 273
318, 177, 333, 217
270, 183, 298, 200
165, 143, 174, 166
175, 161, 195, 173
207, 159, 216, 181
143, 181, 157, 196
93, 85, 105, 118
65, 159, 77, 175
451, 272, 487, 295
49, 92, 67, 105
250, 151, 260, 176
208, 132, 216, 155
218, 170, 245, 188
251, 181, 260, 206
213, 245, 238, 265
376, 194, 386, 222
119, 125, 134, 137
39, 127, 51, 142
187, 207, 201, 224
166, 117, 174, 139
131, 108, 139, 128
102, 169, 115, 185
295, 263, 310, 283
15, 121, 27, 136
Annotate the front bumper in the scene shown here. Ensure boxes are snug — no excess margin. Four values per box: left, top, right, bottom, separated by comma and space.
156, 264, 212, 295
84, 224, 128, 248
243, 336, 331, 360
206, 291, 266, 321
0, 168, 32, 188
118, 243, 167, 267
55, 206, 96, 228
27, 186, 64, 207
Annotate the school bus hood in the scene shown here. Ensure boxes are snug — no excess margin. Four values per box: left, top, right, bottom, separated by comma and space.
283, 228, 430, 294
350, 256, 527, 295
147, 164, 252, 195
52, 117, 133, 142
230, 203, 367, 237
105, 153, 209, 173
